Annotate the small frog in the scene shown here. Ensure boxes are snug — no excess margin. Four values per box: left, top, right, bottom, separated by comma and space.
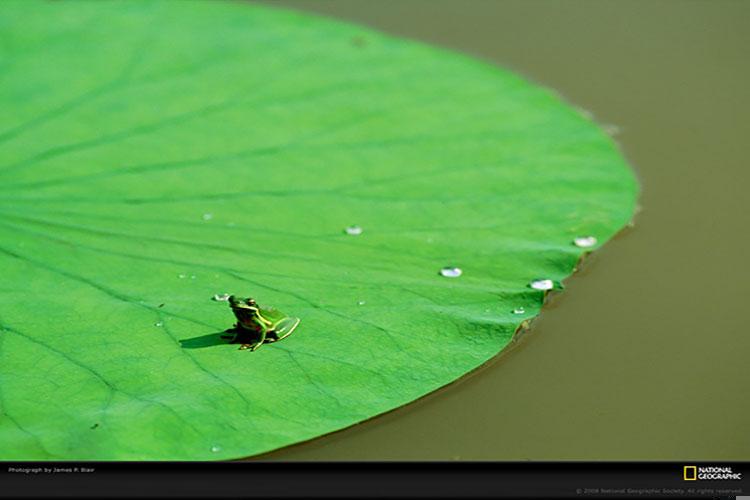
221, 296, 300, 351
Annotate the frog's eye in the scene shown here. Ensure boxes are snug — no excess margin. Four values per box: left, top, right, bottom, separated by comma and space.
245, 298, 257, 306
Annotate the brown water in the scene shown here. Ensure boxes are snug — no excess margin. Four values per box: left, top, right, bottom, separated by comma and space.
253, 0, 750, 460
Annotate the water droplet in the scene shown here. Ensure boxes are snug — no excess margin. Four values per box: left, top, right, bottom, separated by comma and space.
202, 213, 213, 221
212, 293, 231, 302
211, 445, 221, 453
190, 275, 196, 280
513, 307, 525, 315
178, 273, 186, 279
357, 300, 366, 306
154, 321, 164, 327
573, 236, 597, 248
344, 225, 363, 236
529, 279, 554, 291
439, 267, 462, 278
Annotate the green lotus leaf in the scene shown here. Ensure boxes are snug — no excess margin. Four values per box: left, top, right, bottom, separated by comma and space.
0, 0, 637, 459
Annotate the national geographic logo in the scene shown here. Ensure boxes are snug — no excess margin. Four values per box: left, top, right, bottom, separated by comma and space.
683, 465, 742, 481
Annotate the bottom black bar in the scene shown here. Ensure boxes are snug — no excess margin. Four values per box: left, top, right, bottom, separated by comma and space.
0, 462, 746, 498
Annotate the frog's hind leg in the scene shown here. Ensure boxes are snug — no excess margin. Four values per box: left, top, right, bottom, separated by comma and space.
239, 341, 263, 351
272, 317, 300, 342
239, 329, 267, 351
264, 330, 280, 343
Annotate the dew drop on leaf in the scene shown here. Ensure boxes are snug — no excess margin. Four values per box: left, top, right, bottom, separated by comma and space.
202, 213, 213, 221
513, 307, 525, 314
529, 279, 554, 290
154, 321, 164, 327
439, 267, 462, 278
344, 225, 363, 235
573, 236, 597, 248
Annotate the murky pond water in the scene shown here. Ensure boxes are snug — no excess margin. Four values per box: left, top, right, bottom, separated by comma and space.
253, 0, 749, 460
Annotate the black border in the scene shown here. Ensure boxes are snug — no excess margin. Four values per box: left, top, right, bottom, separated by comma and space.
0, 461, 747, 498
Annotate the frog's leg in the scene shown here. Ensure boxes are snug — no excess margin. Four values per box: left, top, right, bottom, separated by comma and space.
272, 317, 300, 342
239, 329, 267, 351
253, 329, 268, 350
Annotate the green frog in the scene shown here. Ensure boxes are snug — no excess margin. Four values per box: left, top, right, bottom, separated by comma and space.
221, 296, 300, 351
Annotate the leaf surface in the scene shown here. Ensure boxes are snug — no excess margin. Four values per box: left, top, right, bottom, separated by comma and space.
0, 0, 637, 459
